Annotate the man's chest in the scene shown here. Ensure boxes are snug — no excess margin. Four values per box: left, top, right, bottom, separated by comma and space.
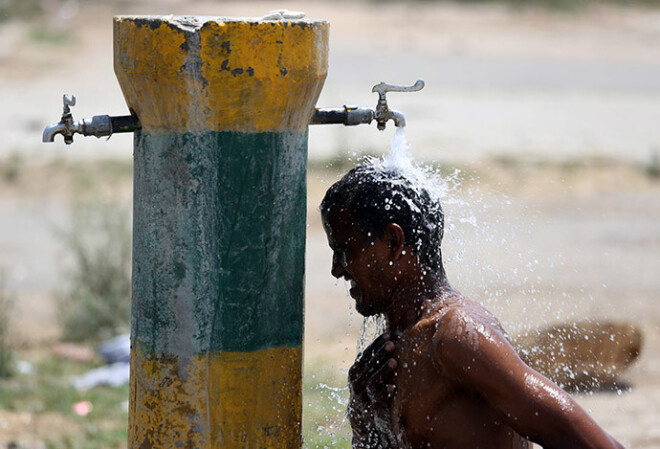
390, 331, 454, 423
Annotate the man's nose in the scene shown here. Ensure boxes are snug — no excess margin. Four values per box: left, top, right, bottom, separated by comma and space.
331, 253, 344, 278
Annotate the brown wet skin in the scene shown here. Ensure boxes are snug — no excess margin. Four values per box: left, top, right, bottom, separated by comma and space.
322, 208, 625, 449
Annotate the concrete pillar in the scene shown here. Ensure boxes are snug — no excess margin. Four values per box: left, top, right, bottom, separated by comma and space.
113, 15, 328, 448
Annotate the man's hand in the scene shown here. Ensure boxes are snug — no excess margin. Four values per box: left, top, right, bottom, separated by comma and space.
348, 333, 398, 448
349, 333, 398, 403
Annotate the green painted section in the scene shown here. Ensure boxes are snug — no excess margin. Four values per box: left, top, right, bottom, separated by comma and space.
131, 130, 307, 355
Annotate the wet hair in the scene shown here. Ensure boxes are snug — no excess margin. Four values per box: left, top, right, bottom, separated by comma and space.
321, 163, 445, 272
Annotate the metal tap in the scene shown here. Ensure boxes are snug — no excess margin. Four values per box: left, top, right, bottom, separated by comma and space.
42, 94, 140, 145
372, 80, 424, 130
310, 80, 424, 131
43, 95, 78, 144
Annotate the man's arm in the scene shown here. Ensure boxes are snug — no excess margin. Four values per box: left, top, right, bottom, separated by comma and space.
434, 309, 625, 449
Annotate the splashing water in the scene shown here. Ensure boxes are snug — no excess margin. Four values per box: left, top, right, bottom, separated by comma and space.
354, 127, 569, 349
357, 314, 390, 354
382, 128, 415, 175
367, 127, 460, 200
356, 127, 468, 350
305, 379, 351, 447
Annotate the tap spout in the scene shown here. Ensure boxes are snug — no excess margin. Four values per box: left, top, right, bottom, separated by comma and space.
42, 123, 68, 143
373, 108, 406, 130
391, 110, 406, 128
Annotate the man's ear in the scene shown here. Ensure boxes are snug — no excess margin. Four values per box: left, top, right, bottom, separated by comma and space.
384, 223, 406, 261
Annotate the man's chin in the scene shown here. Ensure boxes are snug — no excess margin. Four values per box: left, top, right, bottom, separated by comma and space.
352, 289, 383, 316
355, 301, 377, 317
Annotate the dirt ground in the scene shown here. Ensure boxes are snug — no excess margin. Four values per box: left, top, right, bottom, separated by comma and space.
1, 1, 660, 447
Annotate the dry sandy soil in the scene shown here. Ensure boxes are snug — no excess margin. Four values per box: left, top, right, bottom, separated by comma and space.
1, 1, 660, 447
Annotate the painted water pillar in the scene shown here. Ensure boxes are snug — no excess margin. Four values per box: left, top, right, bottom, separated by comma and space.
114, 16, 328, 448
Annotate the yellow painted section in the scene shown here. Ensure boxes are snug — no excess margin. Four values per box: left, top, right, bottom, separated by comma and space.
129, 345, 303, 449
114, 16, 328, 134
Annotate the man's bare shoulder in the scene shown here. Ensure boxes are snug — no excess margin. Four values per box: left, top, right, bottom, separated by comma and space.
415, 292, 513, 375
417, 292, 508, 341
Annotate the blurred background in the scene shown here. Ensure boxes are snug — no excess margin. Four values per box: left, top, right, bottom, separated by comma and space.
0, 0, 659, 447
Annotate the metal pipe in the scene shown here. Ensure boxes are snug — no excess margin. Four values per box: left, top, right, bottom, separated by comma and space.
310, 106, 375, 126
110, 115, 141, 134
310, 108, 347, 125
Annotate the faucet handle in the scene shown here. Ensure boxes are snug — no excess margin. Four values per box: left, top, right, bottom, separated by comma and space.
371, 80, 425, 102
63, 94, 76, 107
62, 94, 76, 116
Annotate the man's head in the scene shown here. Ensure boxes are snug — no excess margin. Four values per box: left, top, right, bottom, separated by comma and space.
320, 162, 445, 316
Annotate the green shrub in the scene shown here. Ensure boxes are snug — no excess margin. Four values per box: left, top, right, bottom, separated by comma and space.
0, 269, 15, 378
0, 154, 24, 184
56, 201, 132, 342
644, 148, 660, 179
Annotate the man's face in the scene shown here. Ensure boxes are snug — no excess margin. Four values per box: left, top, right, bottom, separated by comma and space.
322, 209, 392, 316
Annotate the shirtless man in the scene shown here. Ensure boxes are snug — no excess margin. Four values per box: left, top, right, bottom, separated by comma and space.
320, 163, 625, 449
